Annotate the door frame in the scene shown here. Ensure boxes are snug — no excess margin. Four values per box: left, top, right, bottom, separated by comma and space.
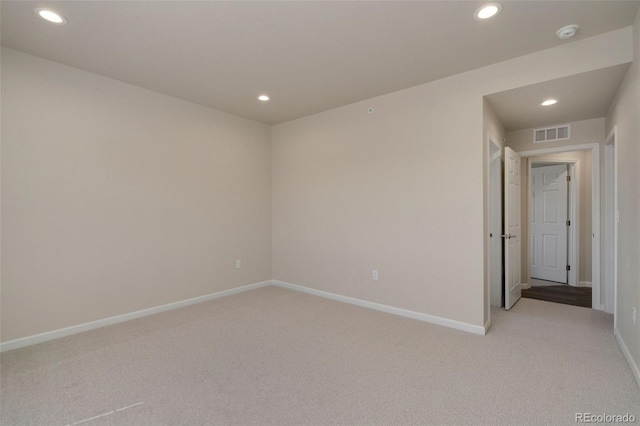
518, 143, 602, 311
488, 137, 502, 309
604, 127, 617, 317
527, 159, 580, 287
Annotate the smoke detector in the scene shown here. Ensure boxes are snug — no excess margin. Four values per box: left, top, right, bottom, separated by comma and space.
556, 25, 579, 40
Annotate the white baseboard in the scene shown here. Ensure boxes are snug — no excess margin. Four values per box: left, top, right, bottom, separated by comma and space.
273, 280, 486, 335
614, 327, 640, 389
578, 281, 593, 288
521, 282, 531, 289
2, 278, 489, 352
0, 280, 272, 353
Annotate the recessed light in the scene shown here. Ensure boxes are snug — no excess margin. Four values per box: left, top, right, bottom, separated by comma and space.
34, 8, 67, 24
258, 95, 270, 102
474, 3, 502, 20
556, 24, 579, 40
541, 99, 558, 106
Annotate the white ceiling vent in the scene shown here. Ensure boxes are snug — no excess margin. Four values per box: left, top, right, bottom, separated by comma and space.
533, 124, 570, 143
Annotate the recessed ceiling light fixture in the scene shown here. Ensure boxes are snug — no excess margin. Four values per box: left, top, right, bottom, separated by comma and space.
474, 3, 503, 20
34, 8, 67, 24
556, 24, 579, 40
258, 95, 270, 102
541, 99, 558, 106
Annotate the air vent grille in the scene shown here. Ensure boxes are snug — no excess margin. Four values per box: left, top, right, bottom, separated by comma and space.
533, 124, 571, 143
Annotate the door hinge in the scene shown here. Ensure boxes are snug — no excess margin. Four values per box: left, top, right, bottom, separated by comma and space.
567, 175, 571, 182
566, 220, 571, 226
566, 265, 571, 271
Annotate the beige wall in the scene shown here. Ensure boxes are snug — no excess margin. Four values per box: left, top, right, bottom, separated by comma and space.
483, 98, 507, 151
272, 28, 632, 329
506, 118, 603, 286
1, 48, 272, 342
0, 25, 635, 343
605, 10, 640, 384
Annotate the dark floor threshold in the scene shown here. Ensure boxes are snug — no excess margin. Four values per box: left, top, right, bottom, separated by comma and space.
521, 285, 592, 308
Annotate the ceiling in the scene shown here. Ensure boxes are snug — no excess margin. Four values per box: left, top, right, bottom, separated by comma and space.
485, 63, 631, 131
1, 1, 638, 125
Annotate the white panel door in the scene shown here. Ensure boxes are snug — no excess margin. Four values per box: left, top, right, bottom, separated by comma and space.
530, 164, 568, 283
504, 147, 521, 310
489, 144, 502, 307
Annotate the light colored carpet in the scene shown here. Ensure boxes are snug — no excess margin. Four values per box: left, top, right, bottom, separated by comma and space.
1, 286, 638, 425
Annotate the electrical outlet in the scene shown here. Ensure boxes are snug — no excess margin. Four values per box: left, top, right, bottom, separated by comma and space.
372, 270, 379, 281
236, 259, 241, 269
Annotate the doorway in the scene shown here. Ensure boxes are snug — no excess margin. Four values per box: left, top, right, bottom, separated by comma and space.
522, 160, 593, 308
517, 143, 601, 310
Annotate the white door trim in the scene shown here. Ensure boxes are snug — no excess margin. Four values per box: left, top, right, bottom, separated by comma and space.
528, 159, 580, 287
488, 137, 502, 309
604, 128, 617, 317
518, 143, 602, 311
